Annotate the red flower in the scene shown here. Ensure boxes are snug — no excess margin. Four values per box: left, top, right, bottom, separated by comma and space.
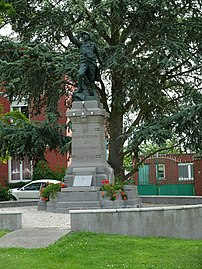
41, 197, 49, 201
101, 179, 109, 185
60, 183, 66, 188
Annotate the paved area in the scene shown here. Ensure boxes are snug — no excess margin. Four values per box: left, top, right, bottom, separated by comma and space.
0, 205, 71, 248
0, 228, 71, 248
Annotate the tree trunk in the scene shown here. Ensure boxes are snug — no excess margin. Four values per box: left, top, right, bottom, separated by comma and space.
109, 107, 124, 180
108, 70, 125, 181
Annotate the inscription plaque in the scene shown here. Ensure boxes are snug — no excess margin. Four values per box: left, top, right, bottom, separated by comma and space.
73, 176, 92, 186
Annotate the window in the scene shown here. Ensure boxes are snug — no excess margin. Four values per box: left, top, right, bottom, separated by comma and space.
8, 156, 32, 182
178, 163, 194, 181
156, 164, 165, 180
11, 105, 29, 119
8, 101, 32, 183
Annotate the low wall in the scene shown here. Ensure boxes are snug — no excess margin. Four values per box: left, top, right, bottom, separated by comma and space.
0, 212, 22, 230
0, 200, 38, 208
70, 205, 202, 240
140, 195, 202, 205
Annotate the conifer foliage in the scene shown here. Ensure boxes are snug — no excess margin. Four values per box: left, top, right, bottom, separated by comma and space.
0, 1, 202, 178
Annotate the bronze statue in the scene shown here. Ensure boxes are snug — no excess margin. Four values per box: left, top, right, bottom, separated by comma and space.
67, 31, 103, 101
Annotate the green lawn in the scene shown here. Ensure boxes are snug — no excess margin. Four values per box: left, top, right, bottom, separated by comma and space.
0, 232, 201, 269
0, 230, 8, 237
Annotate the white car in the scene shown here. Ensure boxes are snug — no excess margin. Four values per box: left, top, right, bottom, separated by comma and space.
10, 179, 63, 200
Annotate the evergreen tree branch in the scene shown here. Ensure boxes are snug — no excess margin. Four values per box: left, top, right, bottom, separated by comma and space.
124, 141, 182, 180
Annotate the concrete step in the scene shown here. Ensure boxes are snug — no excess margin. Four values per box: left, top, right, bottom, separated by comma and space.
57, 201, 100, 208
58, 191, 99, 202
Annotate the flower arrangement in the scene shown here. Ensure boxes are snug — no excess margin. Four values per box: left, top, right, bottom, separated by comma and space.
101, 180, 128, 201
40, 182, 66, 201
120, 191, 128, 200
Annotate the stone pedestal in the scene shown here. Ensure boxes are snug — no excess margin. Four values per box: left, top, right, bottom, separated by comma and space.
64, 100, 114, 187
38, 100, 142, 212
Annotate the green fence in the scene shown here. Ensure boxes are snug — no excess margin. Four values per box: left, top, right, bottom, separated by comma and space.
138, 184, 194, 196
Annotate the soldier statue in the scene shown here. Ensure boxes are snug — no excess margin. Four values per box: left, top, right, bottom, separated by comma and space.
67, 30, 103, 100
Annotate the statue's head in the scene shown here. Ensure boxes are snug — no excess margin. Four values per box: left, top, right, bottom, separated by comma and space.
81, 31, 90, 40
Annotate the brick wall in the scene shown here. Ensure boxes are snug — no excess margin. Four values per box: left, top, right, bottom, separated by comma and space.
133, 154, 202, 195
0, 91, 11, 184
194, 158, 202, 196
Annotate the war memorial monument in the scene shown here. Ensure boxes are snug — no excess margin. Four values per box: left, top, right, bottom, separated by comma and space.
38, 31, 141, 212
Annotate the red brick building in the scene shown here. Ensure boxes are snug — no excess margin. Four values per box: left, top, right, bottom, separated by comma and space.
134, 154, 202, 196
0, 88, 68, 185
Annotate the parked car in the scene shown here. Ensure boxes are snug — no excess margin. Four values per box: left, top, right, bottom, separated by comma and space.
10, 179, 63, 200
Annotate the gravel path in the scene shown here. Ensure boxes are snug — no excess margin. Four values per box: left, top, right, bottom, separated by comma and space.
0, 206, 71, 229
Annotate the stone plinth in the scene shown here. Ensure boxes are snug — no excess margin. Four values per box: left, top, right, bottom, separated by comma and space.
44, 185, 142, 213
64, 100, 114, 187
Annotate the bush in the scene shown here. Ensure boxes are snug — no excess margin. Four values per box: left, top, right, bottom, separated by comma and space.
32, 160, 65, 181
41, 183, 65, 201
5, 181, 29, 189
0, 185, 12, 201
101, 180, 128, 201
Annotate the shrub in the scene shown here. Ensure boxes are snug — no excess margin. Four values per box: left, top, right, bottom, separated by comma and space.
6, 181, 29, 189
0, 185, 12, 201
101, 180, 128, 201
32, 160, 65, 181
41, 183, 66, 201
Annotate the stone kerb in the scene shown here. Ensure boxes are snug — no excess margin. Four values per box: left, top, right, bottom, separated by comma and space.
70, 205, 202, 240
140, 195, 202, 205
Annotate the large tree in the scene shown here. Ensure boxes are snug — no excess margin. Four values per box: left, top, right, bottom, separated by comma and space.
0, 0, 202, 179
0, 0, 15, 26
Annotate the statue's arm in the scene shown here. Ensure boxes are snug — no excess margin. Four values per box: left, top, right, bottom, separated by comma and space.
94, 44, 103, 66
67, 31, 81, 48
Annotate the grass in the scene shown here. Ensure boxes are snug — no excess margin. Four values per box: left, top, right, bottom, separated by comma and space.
0, 230, 8, 237
0, 232, 201, 269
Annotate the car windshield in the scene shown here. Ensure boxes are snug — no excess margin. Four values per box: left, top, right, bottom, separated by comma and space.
24, 182, 41, 191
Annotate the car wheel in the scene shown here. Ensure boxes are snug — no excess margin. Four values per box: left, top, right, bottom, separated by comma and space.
10, 195, 17, 201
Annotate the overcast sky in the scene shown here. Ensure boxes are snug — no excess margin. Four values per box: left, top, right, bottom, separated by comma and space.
0, 25, 12, 36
